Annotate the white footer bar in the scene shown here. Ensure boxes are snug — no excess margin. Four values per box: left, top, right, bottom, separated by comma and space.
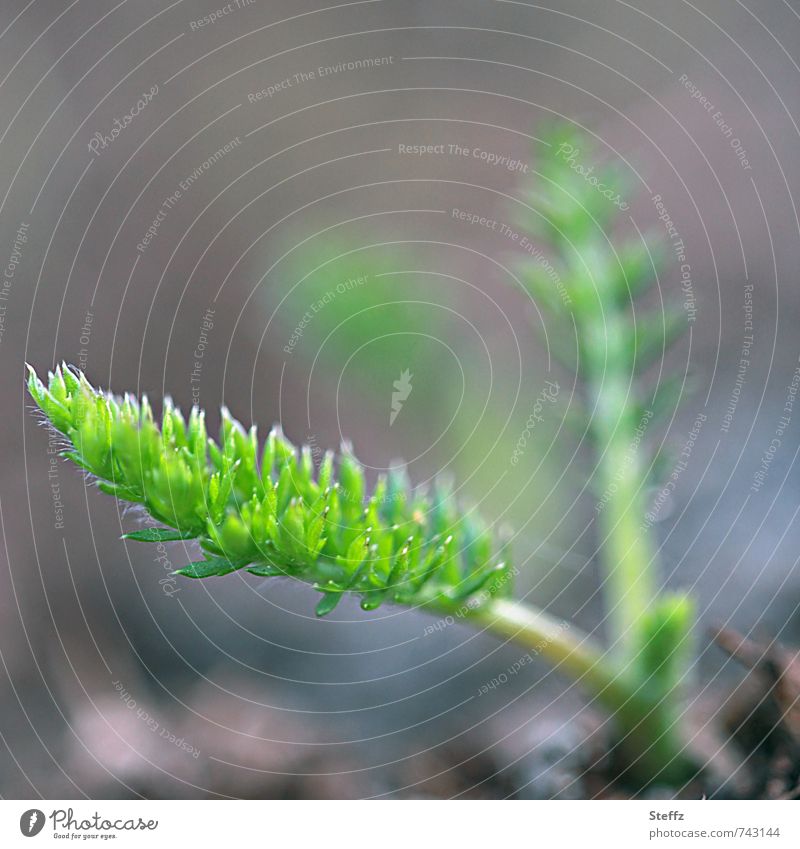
1, 800, 797, 847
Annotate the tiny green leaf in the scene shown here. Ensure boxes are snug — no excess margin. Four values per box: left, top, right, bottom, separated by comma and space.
315, 590, 344, 617
176, 557, 246, 579
123, 528, 196, 543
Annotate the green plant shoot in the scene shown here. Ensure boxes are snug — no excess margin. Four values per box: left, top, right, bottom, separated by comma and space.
27, 125, 701, 789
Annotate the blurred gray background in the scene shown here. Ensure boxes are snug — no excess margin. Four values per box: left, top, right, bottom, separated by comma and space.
1, 0, 800, 798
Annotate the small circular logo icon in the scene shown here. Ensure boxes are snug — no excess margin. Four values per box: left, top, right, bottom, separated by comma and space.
20, 809, 45, 837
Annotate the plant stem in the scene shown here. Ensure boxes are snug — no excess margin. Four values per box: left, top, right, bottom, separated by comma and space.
593, 375, 660, 670
473, 597, 618, 698
472, 596, 700, 787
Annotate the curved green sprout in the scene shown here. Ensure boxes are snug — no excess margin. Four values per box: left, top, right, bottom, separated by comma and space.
27, 364, 512, 617
25, 127, 706, 790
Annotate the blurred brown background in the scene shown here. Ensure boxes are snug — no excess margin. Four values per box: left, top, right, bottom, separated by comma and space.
1, 0, 799, 798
